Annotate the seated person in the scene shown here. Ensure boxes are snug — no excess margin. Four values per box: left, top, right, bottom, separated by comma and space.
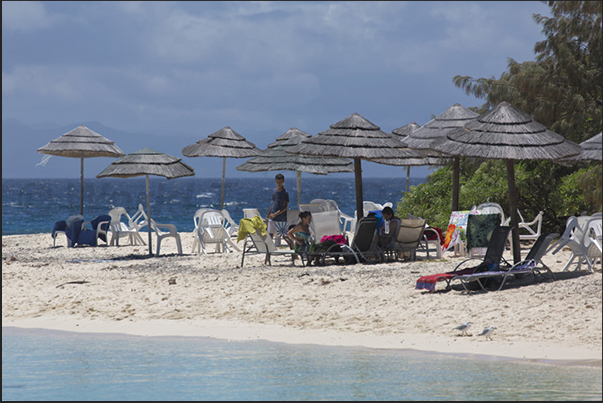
376, 206, 401, 251
287, 211, 315, 264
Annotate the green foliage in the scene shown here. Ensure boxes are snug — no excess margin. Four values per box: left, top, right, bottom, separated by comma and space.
399, 1, 603, 235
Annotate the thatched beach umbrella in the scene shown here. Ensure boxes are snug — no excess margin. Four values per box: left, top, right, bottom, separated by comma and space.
182, 126, 260, 210
558, 132, 602, 163
368, 122, 448, 193
97, 147, 195, 256
37, 125, 125, 216
236, 128, 354, 207
403, 104, 479, 211
286, 113, 420, 219
431, 101, 581, 263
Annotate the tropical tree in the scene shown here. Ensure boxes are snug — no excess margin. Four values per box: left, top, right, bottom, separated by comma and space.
400, 1, 602, 234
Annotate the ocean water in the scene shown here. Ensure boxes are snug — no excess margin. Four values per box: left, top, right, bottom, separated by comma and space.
1, 177, 419, 236
2, 328, 602, 401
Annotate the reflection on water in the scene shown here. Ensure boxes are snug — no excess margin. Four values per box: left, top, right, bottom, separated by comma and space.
2, 327, 602, 401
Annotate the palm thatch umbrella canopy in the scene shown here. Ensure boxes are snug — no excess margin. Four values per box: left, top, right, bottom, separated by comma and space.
368, 122, 449, 193
286, 113, 419, 219
403, 104, 479, 211
37, 125, 125, 215
97, 147, 195, 256
431, 101, 581, 263
236, 128, 354, 207
182, 126, 260, 210
558, 132, 602, 163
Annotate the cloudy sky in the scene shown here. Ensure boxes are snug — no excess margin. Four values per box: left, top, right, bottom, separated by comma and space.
2, 1, 551, 178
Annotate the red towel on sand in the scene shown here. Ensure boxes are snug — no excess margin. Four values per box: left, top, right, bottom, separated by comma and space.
415, 267, 476, 292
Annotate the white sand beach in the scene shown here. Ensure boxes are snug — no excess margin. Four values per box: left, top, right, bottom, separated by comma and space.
2, 233, 601, 367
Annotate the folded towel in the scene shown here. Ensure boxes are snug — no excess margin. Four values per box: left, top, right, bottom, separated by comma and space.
66, 219, 83, 247
91, 214, 111, 243
320, 234, 347, 245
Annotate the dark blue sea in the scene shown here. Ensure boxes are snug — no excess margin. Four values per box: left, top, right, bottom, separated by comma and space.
2, 177, 418, 236
2, 177, 602, 400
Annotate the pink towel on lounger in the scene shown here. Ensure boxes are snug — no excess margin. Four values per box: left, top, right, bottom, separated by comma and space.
415, 267, 476, 292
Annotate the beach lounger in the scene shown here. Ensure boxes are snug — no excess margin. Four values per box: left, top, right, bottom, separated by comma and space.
311, 216, 381, 265
415, 226, 512, 292
452, 232, 558, 292
385, 218, 426, 261
239, 217, 300, 267
52, 214, 83, 247
466, 213, 502, 258
108, 207, 145, 246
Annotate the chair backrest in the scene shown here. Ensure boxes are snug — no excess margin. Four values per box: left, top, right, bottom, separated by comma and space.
193, 208, 208, 229
477, 202, 505, 224
299, 203, 324, 213
362, 201, 383, 217
311, 210, 342, 242
243, 208, 261, 218
249, 231, 277, 253
395, 219, 426, 250
583, 217, 602, 249
525, 233, 558, 263
108, 207, 130, 231
351, 216, 377, 252
201, 209, 225, 227
466, 213, 502, 250
483, 226, 512, 265
130, 204, 147, 228
287, 209, 299, 226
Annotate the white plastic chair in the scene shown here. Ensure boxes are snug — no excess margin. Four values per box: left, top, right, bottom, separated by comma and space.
150, 218, 182, 256
196, 209, 235, 254
517, 210, 543, 241
191, 208, 208, 253
108, 207, 145, 246
221, 209, 239, 237
299, 203, 324, 213
550, 215, 597, 272
477, 202, 505, 224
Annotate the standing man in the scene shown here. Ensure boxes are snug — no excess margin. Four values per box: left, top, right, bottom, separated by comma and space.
266, 173, 289, 246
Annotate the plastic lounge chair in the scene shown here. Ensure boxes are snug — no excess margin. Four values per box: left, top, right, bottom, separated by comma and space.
386, 218, 426, 261
129, 204, 148, 244
549, 215, 597, 272
415, 226, 512, 292
299, 203, 325, 213
585, 217, 602, 270
66, 215, 110, 247
150, 218, 182, 256
311, 210, 343, 243
196, 209, 233, 254
312, 216, 380, 265
241, 228, 300, 267
453, 232, 558, 292
191, 208, 209, 253
243, 208, 261, 218
108, 207, 145, 246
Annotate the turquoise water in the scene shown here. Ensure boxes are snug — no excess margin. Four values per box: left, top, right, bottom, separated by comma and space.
2, 327, 602, 401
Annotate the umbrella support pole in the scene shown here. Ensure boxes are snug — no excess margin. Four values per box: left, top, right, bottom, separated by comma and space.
354, 158, 364, 219
452, 157, 460, 212
506, 160, 521, 264
405, 166, 410, 193
221, 157, 226, 210
146, 174, 153, 256
296, 171, 302, 208
80, 153, 84, 216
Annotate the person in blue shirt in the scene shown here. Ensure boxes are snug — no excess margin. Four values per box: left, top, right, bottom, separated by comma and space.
266, 173, 290, 245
